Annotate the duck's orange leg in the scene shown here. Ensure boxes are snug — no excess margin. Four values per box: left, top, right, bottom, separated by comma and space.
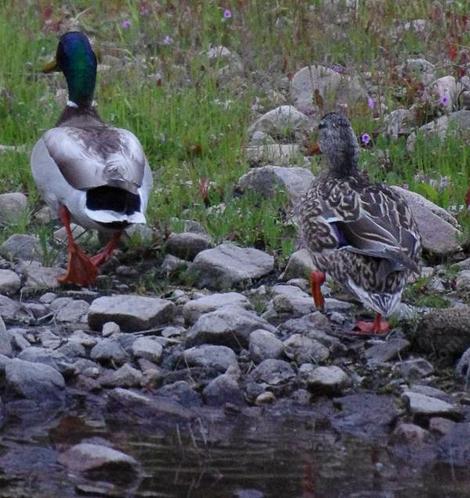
90, 232, 122, 267
354, 313, 390, 335
310, 271, 326, 312
57, 205, 98, 286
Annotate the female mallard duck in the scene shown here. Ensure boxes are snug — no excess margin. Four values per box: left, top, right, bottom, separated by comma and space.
299, 112, 421, 334
31, 32, 152, 286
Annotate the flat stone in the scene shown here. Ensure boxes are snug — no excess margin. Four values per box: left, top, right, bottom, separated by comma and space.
397, 358, 434, 381
0, 269, 20, 295
249, 329, 284, 363
58, 442, 138, 474
402, 391, 462, 419
186, 305, 276, 350
307, 366, 351, 395
166, 232, 212, 261
290, 64, 366, 114
281, 249, 315, 280
19, 261, 62, 290
55, 299, 89, 323
391, 186, 460, 256
5, 358, 65, 403
192, 243, 274, 290
88, 295, 175, 332
131, 337, 163, 364
251, 359, 295, 386
283, 334, 330, 363
236, 166, 314, 202
0, 235, 42, 262
248, 105, 312, 138
90, 339, 129, 366
183, 345, 238, 372
365, 338, 410, 365
0, 193, 28, 225
182, 292, 252, 325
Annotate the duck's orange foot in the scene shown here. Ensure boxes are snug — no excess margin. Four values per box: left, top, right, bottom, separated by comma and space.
354, 313, 390, 336
58, 244, 98, 286
310, 270, 326, 312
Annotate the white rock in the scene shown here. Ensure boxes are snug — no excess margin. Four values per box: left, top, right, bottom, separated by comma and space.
402, 391, 461, 418
249, 329, 284, 363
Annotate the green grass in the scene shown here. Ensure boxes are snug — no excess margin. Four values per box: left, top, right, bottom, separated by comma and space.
0, 0, 469, 263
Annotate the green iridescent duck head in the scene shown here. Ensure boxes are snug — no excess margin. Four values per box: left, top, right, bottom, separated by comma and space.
44, 31, 97, 108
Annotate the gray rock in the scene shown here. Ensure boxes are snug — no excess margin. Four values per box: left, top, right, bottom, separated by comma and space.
429, 417, 456, 436
166, 232, 212, 261
365, 338, 410, 365
391, 186, 461, 256
251, 359, 295, 386
58, 442, 138, 474
182, 292, 251, 325
384, 108, 416, 139
0, 269, 21, 295
53, 223, 86, 243
191, 243, 274, 290
102, 321, 121, 337
281, 249, 315, 280
0, 193, 28, 225
249, 329, 284, 363
157, 381, 202, 408
131, 337, 163, 364
236, 166, 314, 202
183, 345, 238, 372
5, 358, 65, 403
0, 234, 42, 262
90, 339, 129, 365
245, 144, 302, 166
430, 75, 458, 110
397, 358, 434, 381
233, 489, 265, 498
456, 348, 470, 379
161, 254, 188, 274
0, 295, 22, 321
307, 366, 351, 395
187, 305, 275, 350
249, 130, 275, 145
456, 270, 470, 293
248, 105, 311, 138
203, 371, 245, 406
0, 319, 12, 357
283, 334, 330, 363
205, 45, 243, 80
19, 261, 62, 289
290, 64, 366, 114
402, 391, 461, 419
390, 423, 429, 445
100, 364, 143, 388
18, 346, 69, 372
270, 284, 316, 317
411, 307, 470, 364
407, 110, 470, 151
436, 423, 470, 467
88, 295, 175, 332
55, 299, 89, 323
398, 58, 436, 85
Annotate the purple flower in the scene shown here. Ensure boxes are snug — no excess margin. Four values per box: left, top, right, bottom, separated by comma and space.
360, 133, 371, 145
367, 96, 376, 109
439, 94, 450, 106
223, 9, 232, 19
121, 19, 131, 29
162, 35, 173, 45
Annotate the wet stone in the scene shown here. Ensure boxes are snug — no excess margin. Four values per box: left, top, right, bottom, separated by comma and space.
251, 359, 295, 386
182, 292, 252, 325
249, 329, 284, 363
58, 442, 138, 475
88, 295, 175, 332
5, 358, 65, 403
183, 345, 238, 373
191, 243, 274, 290
132, 337, 163, 364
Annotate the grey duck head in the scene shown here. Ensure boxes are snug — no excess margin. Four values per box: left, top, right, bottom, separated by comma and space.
318, 112, 359, 177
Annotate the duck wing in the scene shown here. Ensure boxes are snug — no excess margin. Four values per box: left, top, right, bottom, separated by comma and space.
43, 126, 147, 193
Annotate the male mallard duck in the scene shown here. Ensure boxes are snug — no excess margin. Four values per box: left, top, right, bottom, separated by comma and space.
31, 32, 152, 286
299, 112, 421, 334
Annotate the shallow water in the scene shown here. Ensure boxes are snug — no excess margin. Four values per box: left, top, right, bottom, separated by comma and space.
0, 406, 468, 498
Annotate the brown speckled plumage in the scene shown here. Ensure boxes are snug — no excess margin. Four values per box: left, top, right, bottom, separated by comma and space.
299, 113, 421, 317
